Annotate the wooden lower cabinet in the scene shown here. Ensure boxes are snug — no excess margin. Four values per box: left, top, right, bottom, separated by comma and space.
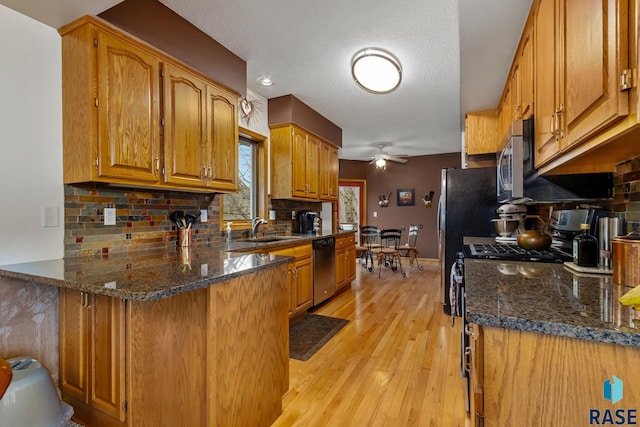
270, 244, 313, 317
336, 234, 356, 291
59, 289, 126, 426
60, 265, 289, 427
472, 325, 640, 427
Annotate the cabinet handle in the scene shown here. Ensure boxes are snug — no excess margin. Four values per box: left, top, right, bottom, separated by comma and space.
292, 267, 298, 280
554, 104, 564, 136
155, 158, 160, 174
464, 324, 474, 337
202, 166, 207, 180
549, 114, 556, 136
464, 346, 472, 373
208, 166, 212, 179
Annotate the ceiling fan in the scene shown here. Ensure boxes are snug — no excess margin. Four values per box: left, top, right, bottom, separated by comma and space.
369, 144, 408, 168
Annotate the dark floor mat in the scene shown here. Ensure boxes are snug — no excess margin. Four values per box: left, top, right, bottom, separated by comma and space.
289, 314, 349, 361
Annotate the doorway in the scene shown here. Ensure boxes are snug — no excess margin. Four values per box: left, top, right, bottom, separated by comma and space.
338, 179, 366, 243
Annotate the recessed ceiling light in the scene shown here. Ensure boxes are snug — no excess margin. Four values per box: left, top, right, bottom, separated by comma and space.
351, 48, 402, 94
257, 77, 273, 86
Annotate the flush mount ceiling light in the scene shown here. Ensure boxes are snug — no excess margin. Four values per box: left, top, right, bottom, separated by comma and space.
351, 48, 402, 94
375, 158, 386, 168
257, 76, 273, 86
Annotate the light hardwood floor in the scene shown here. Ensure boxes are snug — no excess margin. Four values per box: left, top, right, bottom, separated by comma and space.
272, 259, 468, 427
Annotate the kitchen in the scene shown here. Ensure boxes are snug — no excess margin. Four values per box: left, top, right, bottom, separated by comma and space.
2, 1, 640, 427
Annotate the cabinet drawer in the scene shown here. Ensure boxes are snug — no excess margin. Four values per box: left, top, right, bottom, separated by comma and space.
270, 243, 312, 259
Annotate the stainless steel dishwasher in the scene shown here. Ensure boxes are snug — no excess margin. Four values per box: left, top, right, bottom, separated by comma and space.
312, 237, 336, 306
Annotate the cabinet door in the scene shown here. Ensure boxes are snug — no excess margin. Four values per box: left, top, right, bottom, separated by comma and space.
465, 110, 499, 154
560, 0, 629, 150
469, 324, 484, 427
291, 128, 308, 198
305, 135, 320, 198
207, 84, 238, 191
318, 142, 331, 199
96, 31, 161, 183
335, 249, 346, 289
89, 294, 126, 422
534, 0, 561, 167
294, 258, 313, 312
519, 24, 534, 119
163, 63, 208, 188
60, 289, 89, 403
328, 145, 339, 201
346, 244, 357, 283
59, 290, 126, 423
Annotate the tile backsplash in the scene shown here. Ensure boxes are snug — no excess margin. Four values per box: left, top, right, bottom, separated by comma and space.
613, 157, 640, 233
64, 184, 221, 257
63, 184, 324, 258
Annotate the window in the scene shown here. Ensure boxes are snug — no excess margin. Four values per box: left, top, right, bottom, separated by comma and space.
224, 136, 258, 221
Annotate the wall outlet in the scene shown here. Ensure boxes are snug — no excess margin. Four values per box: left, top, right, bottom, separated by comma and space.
373, 211, 378, 218
269, 210, 276, 220
292, 210, 296, 219
200, 209, 208, 223
104, 208, 116, 225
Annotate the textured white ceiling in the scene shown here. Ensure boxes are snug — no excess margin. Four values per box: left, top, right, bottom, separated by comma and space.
0, 0, 532, 161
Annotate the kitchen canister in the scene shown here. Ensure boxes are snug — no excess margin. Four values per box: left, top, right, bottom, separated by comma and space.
598, 217, 622, 269
612, 231, 640, 287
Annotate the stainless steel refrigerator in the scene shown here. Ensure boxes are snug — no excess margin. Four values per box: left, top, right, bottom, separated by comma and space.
437, 167, 497, 315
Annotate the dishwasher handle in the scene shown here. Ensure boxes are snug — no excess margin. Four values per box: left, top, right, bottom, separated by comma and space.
313, 237, 335, 249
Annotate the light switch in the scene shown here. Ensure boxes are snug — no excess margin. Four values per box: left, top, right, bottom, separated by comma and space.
200, 209, 208, 223
373, 211, 378, 218
43, 206, 59, 227
269, 210, 276, 220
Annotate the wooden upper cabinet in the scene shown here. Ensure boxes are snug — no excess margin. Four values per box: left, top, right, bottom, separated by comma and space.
519, 23, 534, 120
534, 0, 629, 167
534, 0, 561, 167
59, 16, 239, 192
271, 124, 331, 201
559, 0, 629, 151
207, 84, 238, 191
163, 63, 208, 188
291, 127, 309, 198
319, 142, 339, 201
465, 109, 499, 155
305, 135, 320, 198
96, 28, 162, 183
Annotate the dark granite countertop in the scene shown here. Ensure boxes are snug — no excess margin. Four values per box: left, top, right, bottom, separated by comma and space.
465, 258, 640, 347
0, 230, 356, 302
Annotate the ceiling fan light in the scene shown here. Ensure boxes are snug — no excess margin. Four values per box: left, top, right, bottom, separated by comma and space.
375, 158, 386, 168
352, 48, 402, 94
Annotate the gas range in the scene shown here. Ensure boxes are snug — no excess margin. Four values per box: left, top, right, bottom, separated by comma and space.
465, 242, 571, 263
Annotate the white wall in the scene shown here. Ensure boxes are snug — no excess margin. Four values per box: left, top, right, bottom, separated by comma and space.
0, 5, 63, 264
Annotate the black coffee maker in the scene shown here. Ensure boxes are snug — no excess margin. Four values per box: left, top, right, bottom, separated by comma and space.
296, 210, 317, 234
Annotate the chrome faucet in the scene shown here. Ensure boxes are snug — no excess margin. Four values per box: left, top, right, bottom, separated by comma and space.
251, 217, 267, 239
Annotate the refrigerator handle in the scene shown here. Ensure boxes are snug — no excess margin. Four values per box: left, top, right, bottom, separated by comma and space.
436, 197, 442, 235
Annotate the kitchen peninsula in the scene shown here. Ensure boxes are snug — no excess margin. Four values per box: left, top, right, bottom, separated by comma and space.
0, 230, 357, 427
464, 258, 640, 427
0, 246, 291, 427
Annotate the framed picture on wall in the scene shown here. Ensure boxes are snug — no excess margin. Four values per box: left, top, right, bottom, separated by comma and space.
396, 188, 415, 206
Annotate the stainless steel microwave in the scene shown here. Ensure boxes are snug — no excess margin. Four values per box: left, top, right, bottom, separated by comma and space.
497, 117, 613, 203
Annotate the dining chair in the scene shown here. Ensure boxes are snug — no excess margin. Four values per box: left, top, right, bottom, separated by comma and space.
376, 229, 406, 278
356, 225, 379, 272
398, 224, 424, 271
